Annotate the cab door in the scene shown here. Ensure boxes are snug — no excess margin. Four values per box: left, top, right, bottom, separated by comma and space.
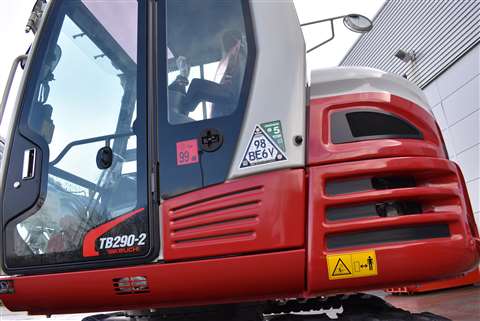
158, 0, 256, 198
1, 0, 158, 274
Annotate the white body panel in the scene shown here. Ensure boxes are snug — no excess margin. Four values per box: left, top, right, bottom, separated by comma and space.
310, 66, 431, 111
228, 0, 306, 179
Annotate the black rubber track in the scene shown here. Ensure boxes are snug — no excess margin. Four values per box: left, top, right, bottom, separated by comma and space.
82, 293, 452, 321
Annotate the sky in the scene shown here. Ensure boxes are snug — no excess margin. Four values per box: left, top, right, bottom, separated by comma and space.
0, 0, 384, 136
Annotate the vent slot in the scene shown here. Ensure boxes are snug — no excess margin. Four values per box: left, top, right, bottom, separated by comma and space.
331, 109, 423, 144
327, 200, 422, 221
326, 175, 416, 196
168, 185, 263, 247
171, 185, 263, 213
326, 224, 450, 249
112, 276, 149, 295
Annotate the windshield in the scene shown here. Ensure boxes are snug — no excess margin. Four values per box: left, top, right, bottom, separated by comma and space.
4, 0, 149, 269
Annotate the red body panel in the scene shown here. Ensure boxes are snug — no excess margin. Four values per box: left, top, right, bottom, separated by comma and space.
308, 93, 447, 166
1, 92, 479, 315
162, 169, 305, 261
306, 156, 479, 295
385, 266, 480, 294
0, 250, 305, 315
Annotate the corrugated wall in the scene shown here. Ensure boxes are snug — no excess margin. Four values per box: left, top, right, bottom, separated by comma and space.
341, 0, 480, 89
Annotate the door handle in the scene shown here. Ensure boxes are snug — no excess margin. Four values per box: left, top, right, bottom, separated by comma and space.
22, 148, 37, 180
0, 54, 28, 125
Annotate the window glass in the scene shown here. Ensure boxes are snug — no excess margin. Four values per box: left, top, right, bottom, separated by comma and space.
6, 0, 148, 267
166, 0, 248, 124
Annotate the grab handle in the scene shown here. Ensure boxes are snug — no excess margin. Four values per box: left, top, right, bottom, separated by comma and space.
0, 54, 28, 124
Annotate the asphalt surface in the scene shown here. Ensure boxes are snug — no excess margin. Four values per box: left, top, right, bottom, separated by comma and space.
0, 285, 479, 320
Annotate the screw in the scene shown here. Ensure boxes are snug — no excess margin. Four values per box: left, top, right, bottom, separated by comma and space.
294, 135, 303, 146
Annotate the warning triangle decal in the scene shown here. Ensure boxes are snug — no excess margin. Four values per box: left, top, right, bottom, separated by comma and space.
239, 125, 287, 169
332, 258, 352, 276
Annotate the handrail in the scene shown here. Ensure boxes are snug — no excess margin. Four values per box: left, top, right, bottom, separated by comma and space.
50, 132, 134, 166
0, 54, 28, 125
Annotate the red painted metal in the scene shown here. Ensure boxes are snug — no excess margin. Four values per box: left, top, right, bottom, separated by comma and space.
162, 169, 305, 261
0, 92, 478, 316
0, 250, 305, 315
306, 156, 479, 296
385, 266, 480, 294
308, 92, 447, 166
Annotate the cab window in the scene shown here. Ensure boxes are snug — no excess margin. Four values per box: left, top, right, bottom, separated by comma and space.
166, 0, 248, 124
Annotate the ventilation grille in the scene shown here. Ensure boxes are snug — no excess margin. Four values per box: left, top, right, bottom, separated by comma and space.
113, 276, 149, 295
320, 157, 462, 249
168, 186, 263, 246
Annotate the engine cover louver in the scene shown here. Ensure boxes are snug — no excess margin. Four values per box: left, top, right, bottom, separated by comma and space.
162, 170, 306, 261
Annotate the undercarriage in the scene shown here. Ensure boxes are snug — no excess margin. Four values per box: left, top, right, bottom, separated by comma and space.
82, 294, 451, 321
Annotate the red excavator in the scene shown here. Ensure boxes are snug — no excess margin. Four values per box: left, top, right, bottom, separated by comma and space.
0, 1, 478, 320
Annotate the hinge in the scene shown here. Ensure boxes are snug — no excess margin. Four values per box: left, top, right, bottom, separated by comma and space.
25, 0, 47, 34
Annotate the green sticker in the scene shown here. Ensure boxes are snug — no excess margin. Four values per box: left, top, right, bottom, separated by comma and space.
260, 120, 285, 152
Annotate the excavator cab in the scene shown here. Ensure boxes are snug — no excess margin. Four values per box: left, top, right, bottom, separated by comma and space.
0, 0, 478, 318
0, 0, 257, 274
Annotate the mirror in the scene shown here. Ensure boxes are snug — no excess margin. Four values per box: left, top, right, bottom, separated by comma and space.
343, 14, 373, 33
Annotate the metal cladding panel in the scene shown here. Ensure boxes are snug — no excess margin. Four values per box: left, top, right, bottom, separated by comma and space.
306, 156, 480, 295
307, 92, 446, 167
162, 169, 305, 261
228, 0, 306, 179
309, 67, 431, 110
340, 0, 480, 89
0, 250, 305, 315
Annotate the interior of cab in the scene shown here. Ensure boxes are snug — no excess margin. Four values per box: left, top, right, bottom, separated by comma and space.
166, 0, 248, 124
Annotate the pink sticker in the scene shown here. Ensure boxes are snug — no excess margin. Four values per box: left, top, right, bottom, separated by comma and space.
176, 139, 199, 166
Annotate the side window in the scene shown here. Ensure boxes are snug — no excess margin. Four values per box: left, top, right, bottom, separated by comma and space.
166, 1, 248, 124
159, 0, 255, 198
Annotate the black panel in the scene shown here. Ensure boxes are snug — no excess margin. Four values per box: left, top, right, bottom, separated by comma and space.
325, 177, 372, 195
371, 176, 416, 190
327, 200, 422, 221
331, 109, 423, 144
327, 204, 377, 221
326, 224, 450, 249
326, 175, 416, 196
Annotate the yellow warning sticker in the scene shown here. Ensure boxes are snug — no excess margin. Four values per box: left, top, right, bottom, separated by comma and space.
327, 250, 378, 280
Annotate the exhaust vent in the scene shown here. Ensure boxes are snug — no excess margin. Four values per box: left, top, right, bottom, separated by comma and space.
112, 276, 149, 295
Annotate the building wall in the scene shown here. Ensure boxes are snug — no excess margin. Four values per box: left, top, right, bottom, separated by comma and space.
341, 0, 480, 89
422, 45, 480, 226
340, 1, 480, 228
